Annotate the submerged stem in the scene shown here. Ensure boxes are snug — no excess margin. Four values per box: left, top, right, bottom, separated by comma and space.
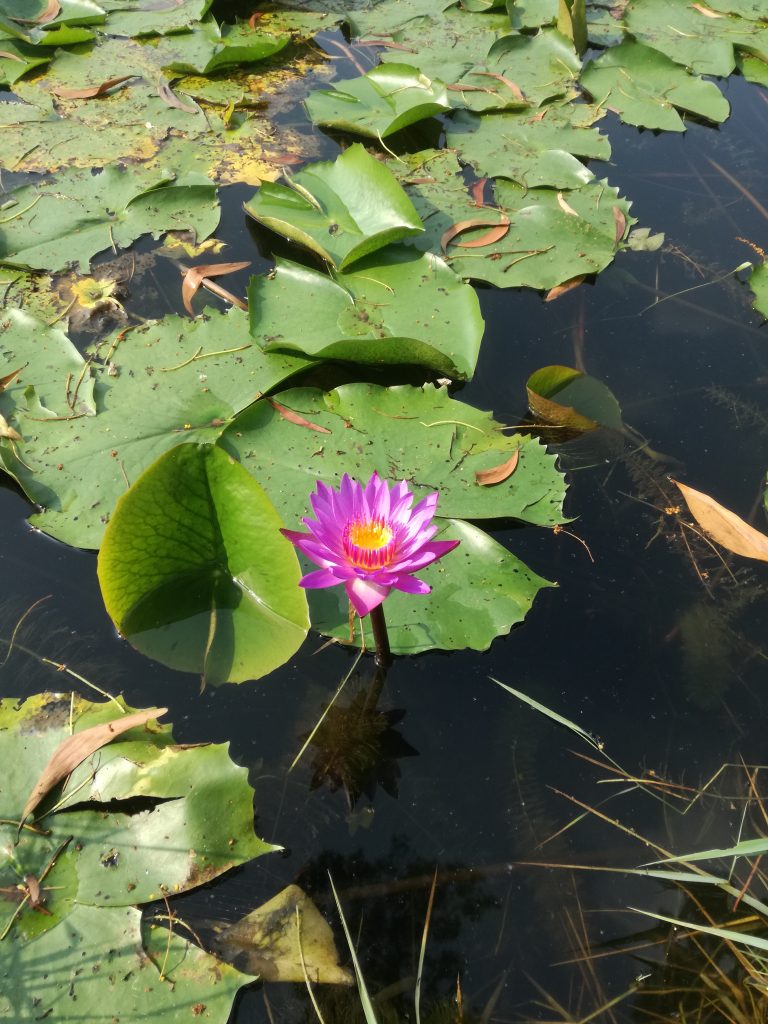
368, 604, 391, 669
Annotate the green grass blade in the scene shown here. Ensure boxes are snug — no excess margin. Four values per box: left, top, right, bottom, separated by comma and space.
328, 872, 379, 1024
646, 837, 768, 866
490, 677, 602, 751
629, 906, 768, 953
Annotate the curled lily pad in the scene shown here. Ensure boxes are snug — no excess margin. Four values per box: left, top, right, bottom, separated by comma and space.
248, 247, 484, 380
527, 365, 623, 432
243, 144, 424, 270
748, 262, 768, 319
305, 63, 450, 137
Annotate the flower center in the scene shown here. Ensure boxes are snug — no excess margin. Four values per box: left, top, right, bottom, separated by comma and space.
343, 517, 396, 571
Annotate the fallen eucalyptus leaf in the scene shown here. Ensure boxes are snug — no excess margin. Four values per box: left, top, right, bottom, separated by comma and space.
51, 74, 134, 99
441, 215, 510, 250
20, 706, 167, 828
673, 480, 768, 562
475, 448, 520, 485
182, 260, 250, 314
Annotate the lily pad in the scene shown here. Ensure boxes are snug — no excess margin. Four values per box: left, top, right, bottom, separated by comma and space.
243, 144, 424, 270
445, 104, 609, 188
98, 443, 309, 684
0, 38, 50, 85
0, 691, 267, 1020
396, 153, 634, 290
0, 307, 312, 548
102, 0, 214, 37
305, 63, 450, 138
308, 518, 555, 654
581, 40, 730, 131
451, 29, 581, 111
222, 382, 568, 527
0, 164, 219, 273
625, 0, 768, 77
248, 247, 484, 380
508, 0, 558, 28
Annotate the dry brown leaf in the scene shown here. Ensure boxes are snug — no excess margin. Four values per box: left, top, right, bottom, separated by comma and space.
691, 2, 724, 15
471, 178, 488, 207
52, 75, 134, 100
673, 479, 768, 562
20, 706, 167, 828
475, 447, 520, 486
182, 261, 251, 314
158, 81, 198, 114
612, 205, 627, 243
0, 50, 25, 62
11, 0, 60, 23
545, 275, 586, 302
0, 364, 26, 391
441, 214, 510, 251
0, 413, 22, 441
267, 398, 332, 434
469, 71, 526, 102
557, 192, 579, 217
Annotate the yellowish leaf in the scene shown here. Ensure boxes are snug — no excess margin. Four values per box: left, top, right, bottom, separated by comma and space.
673, 479, 768, 562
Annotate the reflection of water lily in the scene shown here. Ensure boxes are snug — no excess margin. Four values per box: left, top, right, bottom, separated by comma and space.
281, 472, 459, 617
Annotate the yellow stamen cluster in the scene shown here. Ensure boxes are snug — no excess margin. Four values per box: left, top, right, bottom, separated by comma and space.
343, 517, 396, 570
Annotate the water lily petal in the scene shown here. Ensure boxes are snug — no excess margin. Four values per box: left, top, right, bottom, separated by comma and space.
391, 575, 432, 595
346, 576, 390, 616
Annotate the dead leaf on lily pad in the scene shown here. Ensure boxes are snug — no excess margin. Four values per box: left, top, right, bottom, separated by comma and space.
182, 261, 250, 314
267, 398, 332, 434
0, 365, 26, 391
214, 884, 353, 985
441, 214, 510, 250
545, 275, 586, 301
52, 77, 135, 100
475, 448, 520, 486
158, 81, 198, 114
11, 0, 60, 23
673, 480, 768, 562
20, 706, 167, 830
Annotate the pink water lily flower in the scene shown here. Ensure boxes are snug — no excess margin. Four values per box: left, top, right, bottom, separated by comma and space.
281, 472, 460, 617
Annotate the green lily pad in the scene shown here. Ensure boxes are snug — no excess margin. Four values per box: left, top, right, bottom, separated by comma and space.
737, 49, 768, 86
581, 40, 730, 131
243, 144, 424, 270
98, 444, 309, 683
0, 307, 312, 548
445, 104, 609, 188
308, 517, 555, 654
0, 164, 219, 273
305, 63, 450, 138
749, 262, 768, 319
395, 152, 634, 290
0, 691, 264, 1020
248, 247, 484, 380
222, 383, 568, 527
102, 0, 213, 37
625, 0, 768, 77
508, 0, 558, 28
451, 29, 581, 111
375, 8, 511, 82
161, 18, 291, 74
0, 38, 50, 85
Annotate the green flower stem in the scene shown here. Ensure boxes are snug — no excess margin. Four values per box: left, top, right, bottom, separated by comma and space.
368, 604, 391, 668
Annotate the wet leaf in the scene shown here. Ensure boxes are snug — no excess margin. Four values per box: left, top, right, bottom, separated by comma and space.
248, 247, 484, 380
50, 73, 134, 99
581, 40, 729, 131
305, 62, 450, 138
214, 884, 353, 984
545, 274, 586, 301
267, 398, 332, 434
20, 706, 167, 828
475, 448, 520, 485
527, 365, 623, 432
673, 480, 768, 562
157, 78, 197, 113
244, 144, 424, 270
445, 103, 608, 189
182, 260, 250, 314
98, 444, 310, 684
441, 216, 510, 251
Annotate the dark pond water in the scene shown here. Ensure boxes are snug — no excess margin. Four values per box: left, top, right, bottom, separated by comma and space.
1, 60, 767, 1023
